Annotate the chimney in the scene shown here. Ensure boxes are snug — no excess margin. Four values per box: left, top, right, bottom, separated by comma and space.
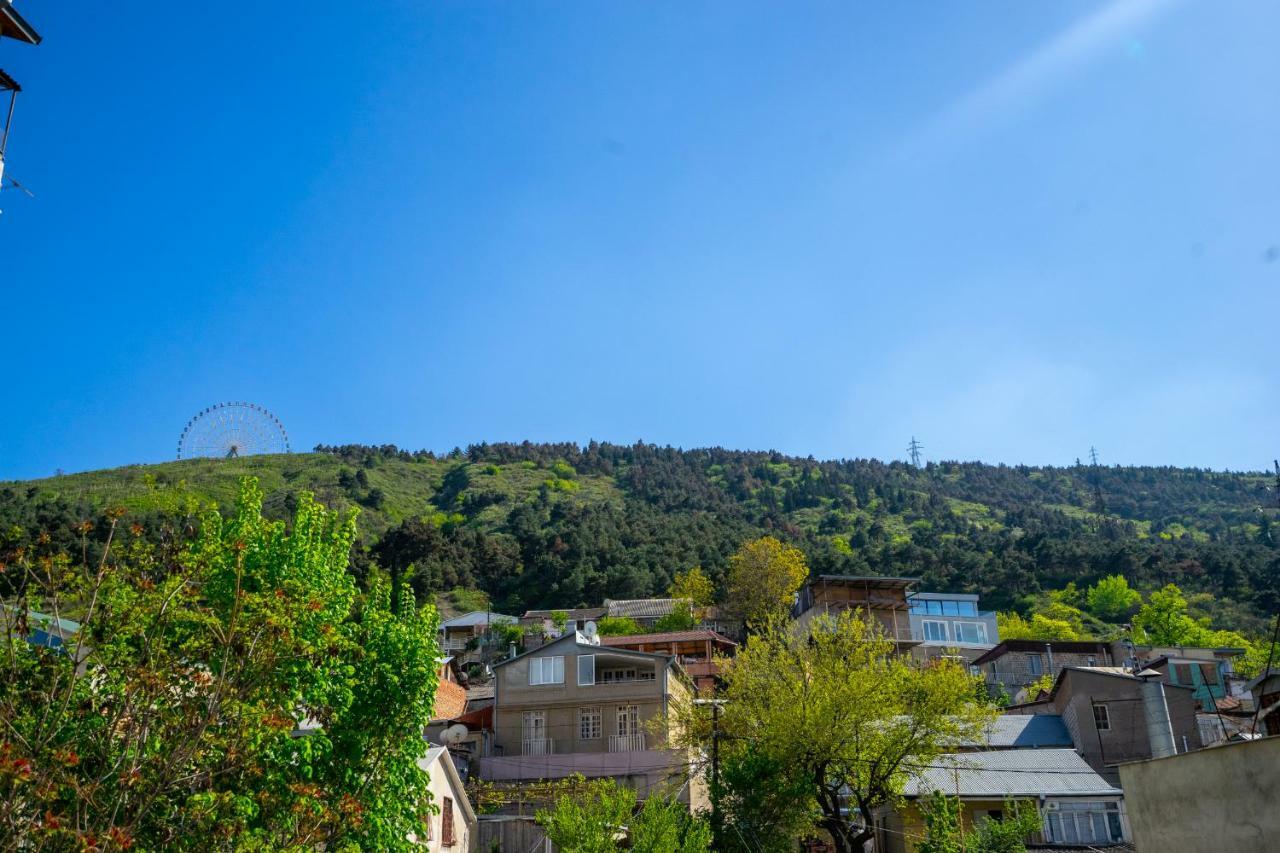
1138, 669, 1177, 759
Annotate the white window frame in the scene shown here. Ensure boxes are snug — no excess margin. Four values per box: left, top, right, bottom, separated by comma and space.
922, 619, 950, 642
579, 706, 602, 740
1092, 702, 1110, 731
529, 655, 565, 686
953, 621, 988, 644
522, 710, 546, 740
1043, 801, 1123, 844
578, 654, 595, 686
616, 704, 640, 737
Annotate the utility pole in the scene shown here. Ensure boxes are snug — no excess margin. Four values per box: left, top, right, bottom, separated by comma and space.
711, 700, 721, 847
907, 436, 923, 468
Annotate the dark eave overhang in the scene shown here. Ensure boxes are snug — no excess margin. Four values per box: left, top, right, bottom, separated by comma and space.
1, 2, 40, 45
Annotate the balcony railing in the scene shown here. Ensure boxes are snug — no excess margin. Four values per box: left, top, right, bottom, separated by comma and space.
609, 733, 646, 753
522, 738, 554, 756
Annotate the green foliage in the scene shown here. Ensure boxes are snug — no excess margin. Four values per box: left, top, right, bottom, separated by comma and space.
0, 478, 441, 850
535, 777, 709, 853
725, 536, 808, 630
490, 620, 525, 650
450, 585, 491, 613
667, 566, 716, 607
971, 799, 1043, 853
679, 609, 993, 853
1086, 574, 1142, 621
918, 791, 963, 853
550, 461, 578, 481
551, 610, 570, 632
1026, 672, 1055, 700
654, 602, 699, 633
596, 616, 642, 636
997, 611, 1081, 641
712, 749, 817, 852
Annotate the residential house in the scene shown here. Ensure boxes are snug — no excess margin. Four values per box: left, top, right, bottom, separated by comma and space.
415, 746, 477, 851
1004, 666, 1201, 781
1247, 669, 1280, 737
477, 630, 706, 809
1119, 643, 1244, 710
1119, 735, 1280, 853
519, 607, 607, 645
877, 749, 1130, 852
438, 611, 517, 664
959, 714, 1074, 751
907, 592, 999, 665
599, 630, 737, 693
791, 575, 918, 648
973, 640, 1115, 699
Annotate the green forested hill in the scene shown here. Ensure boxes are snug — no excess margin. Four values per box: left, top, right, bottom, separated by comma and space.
4, 442, 1279, 632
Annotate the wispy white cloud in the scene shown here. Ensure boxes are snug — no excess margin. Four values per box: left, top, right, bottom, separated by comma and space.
895, 0, 1179, 161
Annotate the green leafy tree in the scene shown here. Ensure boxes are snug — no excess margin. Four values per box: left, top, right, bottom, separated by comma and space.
918, 791, 963, 853
597, 616, 642, 636
551, 609, 570, 634
668, 566, 716, 607
535, 777, 709, 853
997, 611, 1081, 641
724, 536, 808, 631
971, 799, 1043, 852
654, 602, 699, 633
0, 479, 441, 850
1133, 583, 1202, 645
1085, 575, 1142, 621
712, 749, 816, 852
676, 610, 992, 853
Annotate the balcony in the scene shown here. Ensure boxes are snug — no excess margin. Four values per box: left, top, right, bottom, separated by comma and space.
609, 733, 646, 752
522, 738, 554, 756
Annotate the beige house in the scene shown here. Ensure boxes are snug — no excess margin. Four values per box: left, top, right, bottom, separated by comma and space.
414, 746, 477, 851
478, 631, 706, 809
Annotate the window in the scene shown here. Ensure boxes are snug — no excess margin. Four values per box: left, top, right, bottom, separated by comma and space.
580, 706, 602, 740
941, 600, 960, 616
957, 601, 977, 617
909, 598, 927, 615
1174, 663, 1194, 685
926, 600, 943, 615
1199, 663, 1219, 686
1043, 801, 1123, 844
523, 710, 546, 740
922, 620, 949, 642
1092, 703, 1110, 731
578, 654, 595, 686
1028, 654, 1043, 676
529, 655, 564, 685
616, 705, 640, 737
442, 796, 456, 846
954, 622, 988, 643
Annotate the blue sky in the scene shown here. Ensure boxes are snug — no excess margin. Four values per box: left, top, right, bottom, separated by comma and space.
2, 1, 1278, 480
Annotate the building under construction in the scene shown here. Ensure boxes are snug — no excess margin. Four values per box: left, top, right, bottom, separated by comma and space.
0, 0, 40, 197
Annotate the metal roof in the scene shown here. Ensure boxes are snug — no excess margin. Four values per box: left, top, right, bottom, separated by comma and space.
0, 2, 39, 45
903, 749, 1122, 798
438, 611, 517, 629
605, 598, 688, 619
962, 714, 1073, 749
810, 574, 920, 589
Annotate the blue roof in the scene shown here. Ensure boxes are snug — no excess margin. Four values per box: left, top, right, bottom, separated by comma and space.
964, 714, 1073, 748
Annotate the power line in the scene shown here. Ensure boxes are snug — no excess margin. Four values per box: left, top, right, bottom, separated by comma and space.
908, 437, 923, 468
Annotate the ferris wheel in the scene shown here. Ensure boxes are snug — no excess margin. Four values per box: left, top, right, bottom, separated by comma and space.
177, 402, 291, 460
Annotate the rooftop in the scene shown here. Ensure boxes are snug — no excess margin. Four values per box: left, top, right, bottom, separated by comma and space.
971, 639, 1112, 667
807, 574, 920, 590
605, 598, 689, 619
0, 1, 40, 45
600, 629, 737, 647
903, 749, 1122, 798
439, 611, 517, 629
962, 714, 1073, 749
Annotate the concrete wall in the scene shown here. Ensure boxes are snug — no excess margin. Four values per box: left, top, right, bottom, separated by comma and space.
1119, 736, 1280, 853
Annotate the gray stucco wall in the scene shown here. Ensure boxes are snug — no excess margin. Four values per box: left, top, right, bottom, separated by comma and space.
1118, 736, 1280, 853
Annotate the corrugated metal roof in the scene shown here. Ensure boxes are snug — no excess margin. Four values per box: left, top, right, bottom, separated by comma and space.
903, 749, 1121, 798
605, 598, 687, 619
439, 611, 517, 629
964, 715, 1073, 748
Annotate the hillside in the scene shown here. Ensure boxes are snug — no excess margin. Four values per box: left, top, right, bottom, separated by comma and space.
4, 443, 1279, 632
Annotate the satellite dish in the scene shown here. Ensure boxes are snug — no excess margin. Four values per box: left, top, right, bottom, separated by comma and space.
583, 621, 598, 638
442, 724, 469, 745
